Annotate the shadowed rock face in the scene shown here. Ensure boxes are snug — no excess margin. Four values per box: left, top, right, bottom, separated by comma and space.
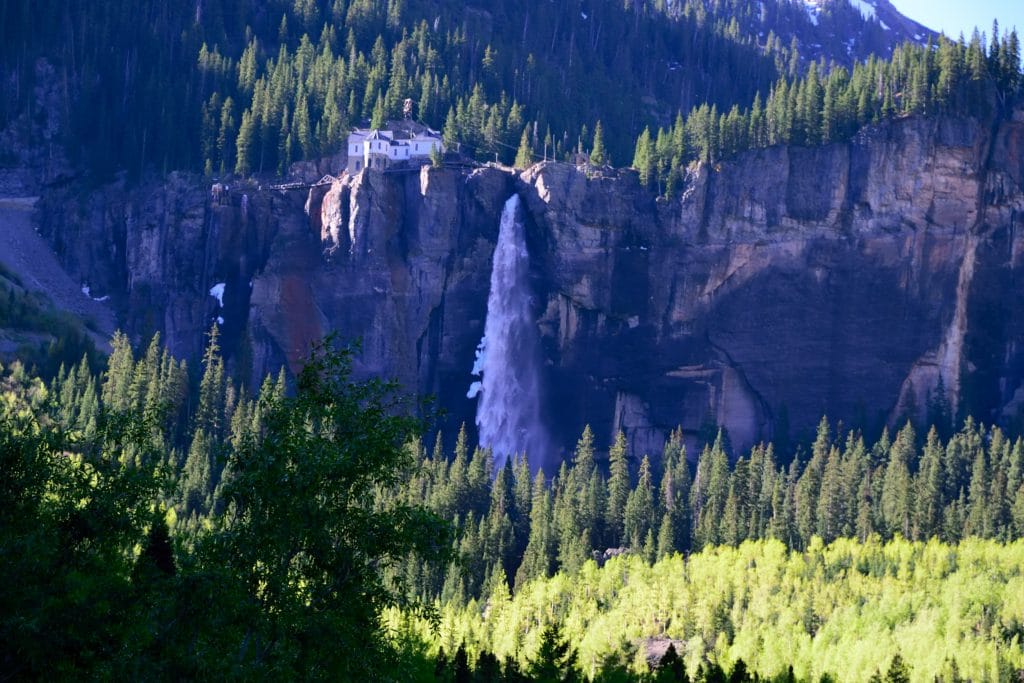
33, 111, 1024, 460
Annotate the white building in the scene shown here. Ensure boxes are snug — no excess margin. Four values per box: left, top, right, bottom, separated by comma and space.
346, 121, 444, 174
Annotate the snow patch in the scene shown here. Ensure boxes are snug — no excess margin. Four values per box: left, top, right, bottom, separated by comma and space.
580, 11, 587, 19
470, 337, 487, 376
217, 316, 225, 325
468, 337, 487, 398
849, 0, 876, 21
81, 284, 110, 302
802, 0, 821, 25
209, 282, 226, 307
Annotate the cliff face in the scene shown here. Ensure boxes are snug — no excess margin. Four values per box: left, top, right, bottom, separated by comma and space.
520, 115, 1024, 456
34, 112, 1024, 459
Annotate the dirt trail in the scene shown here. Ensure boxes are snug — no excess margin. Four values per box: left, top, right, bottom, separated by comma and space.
0, 196, 116, 349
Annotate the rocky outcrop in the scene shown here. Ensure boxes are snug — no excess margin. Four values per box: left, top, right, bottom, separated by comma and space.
0, 59, 74, 196
518, 113, 1024, 456
29, 111, 1024, 461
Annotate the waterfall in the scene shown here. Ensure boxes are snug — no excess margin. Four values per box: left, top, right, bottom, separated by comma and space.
468, 194, 548, 470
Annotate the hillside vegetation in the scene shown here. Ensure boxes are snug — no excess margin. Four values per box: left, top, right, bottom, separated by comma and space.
393, 537, 1024, 681
3, 331, 1024, 679
2, 0, 1016, 180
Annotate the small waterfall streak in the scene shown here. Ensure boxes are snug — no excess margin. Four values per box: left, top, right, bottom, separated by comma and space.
469, 194, 547, 470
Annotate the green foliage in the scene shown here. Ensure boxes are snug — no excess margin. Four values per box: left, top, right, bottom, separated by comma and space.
632, 33, 1023, 196
0, 337, 448, 679
0, 277, 104, 380
632, 127, 655, 187
397, 536, 1024, 681
182, 340, 450, 677
0, 0, 814, 176
3, 0, 1020, 181
0, 390, 168, 679
515, 127, 535, 170
6, 328, 1024, 679
528, 623, 579, 683
380, 410, 1024, 629
590, 122, 608, 166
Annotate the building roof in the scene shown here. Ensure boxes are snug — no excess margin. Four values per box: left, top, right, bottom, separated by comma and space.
349, 120, 442, 142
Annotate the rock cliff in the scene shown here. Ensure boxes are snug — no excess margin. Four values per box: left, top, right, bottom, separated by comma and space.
31, 111, 1024, 460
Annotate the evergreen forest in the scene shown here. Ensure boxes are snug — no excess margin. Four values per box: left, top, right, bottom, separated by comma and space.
1, 0, 1020, 181
3, 330, 1024, 680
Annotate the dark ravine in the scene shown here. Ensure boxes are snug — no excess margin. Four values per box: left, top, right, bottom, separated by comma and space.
30, 110, 1024, 461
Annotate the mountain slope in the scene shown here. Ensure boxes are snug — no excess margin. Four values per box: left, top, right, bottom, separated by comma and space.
1, 0, 940, 182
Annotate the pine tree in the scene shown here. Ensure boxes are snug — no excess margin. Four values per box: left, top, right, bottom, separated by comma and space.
514, 126, 534, 169
235, 109, 256, 176
633, 126, 655, 187
102, 331, 135, 412
881, 422, 915, 538
795, 418, 830, 547
513, 454, 533, 549
914, 427, 944, 539
370, 91, 387, 129
467, 444, 492, 518
693, 432, 730, 549
965, 447, 991, 537
656, 512, 676, 560
659, 428, 690, 553
528, 623, 578, 683
293, 89, 314, 159
196, 324, 226, 439
656, 643, 687, 683
720, 482, 741, 546
624, 455, 655, 550
590, 121, 607, 166
217, 97, 237, 177
885, 653, 910, 683
182, 426, 213, 513
277, 104, 293, 174
815, 446, 844, 542
517, 471, 555, 588
606, 431, 631, 547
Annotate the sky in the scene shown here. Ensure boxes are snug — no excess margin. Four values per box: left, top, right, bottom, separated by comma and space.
890, 0, 1023, 40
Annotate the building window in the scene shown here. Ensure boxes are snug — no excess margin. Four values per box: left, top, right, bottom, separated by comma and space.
355, 160, 361, 171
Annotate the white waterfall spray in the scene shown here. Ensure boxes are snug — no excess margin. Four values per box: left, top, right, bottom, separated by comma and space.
468, 194, 548, 470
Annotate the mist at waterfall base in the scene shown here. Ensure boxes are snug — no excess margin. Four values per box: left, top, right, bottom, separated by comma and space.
468, 194, 550, 472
